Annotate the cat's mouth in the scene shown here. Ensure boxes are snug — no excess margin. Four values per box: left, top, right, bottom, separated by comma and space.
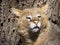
32, 26, 40, 32
29, 26, 41, 32
33, 26, 40, 29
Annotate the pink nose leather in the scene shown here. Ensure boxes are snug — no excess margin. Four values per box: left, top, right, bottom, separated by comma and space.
34, 21, 38, 25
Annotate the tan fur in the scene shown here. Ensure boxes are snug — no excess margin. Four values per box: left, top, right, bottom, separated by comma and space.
11, 4, 51, 45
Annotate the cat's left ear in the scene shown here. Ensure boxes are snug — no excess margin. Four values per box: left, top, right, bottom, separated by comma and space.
40, 4, 48, 13
11, 8, 23, 17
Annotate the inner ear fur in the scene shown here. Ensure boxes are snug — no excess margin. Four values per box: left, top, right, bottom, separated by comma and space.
11, 8, 24, 17
40, 4, 48, 13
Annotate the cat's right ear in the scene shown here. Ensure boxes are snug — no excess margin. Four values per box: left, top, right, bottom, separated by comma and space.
11, 8, 23, 17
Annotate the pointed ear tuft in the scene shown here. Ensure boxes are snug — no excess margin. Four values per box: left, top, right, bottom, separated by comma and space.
11, 8, 23, 17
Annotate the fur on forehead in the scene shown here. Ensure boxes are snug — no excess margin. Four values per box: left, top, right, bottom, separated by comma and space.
23, 4, 48, 14
11, 4, 48, 17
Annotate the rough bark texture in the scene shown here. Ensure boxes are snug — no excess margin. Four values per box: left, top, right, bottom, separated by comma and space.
0, 0, 60, 45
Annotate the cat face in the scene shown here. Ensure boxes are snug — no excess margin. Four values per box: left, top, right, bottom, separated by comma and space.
24, 13, 42, 32
11, 4, 48, 32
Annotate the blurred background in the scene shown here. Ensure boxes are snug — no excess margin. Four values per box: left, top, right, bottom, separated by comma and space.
0, 0, 60, 45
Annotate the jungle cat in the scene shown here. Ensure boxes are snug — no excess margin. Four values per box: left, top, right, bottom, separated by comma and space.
11, 4, 51, 45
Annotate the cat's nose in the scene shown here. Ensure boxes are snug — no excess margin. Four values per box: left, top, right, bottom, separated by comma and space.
34, 21, 38, 24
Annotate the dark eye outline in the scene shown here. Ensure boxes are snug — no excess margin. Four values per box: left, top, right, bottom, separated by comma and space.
37, 16, 41, 18
38, 16, 41, 18
26, 17, 31, 19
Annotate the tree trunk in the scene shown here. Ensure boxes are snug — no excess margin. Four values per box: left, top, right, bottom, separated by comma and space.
0, 0, 60, 45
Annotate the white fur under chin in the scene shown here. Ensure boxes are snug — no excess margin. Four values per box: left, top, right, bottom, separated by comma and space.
32, 28, 39, 32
